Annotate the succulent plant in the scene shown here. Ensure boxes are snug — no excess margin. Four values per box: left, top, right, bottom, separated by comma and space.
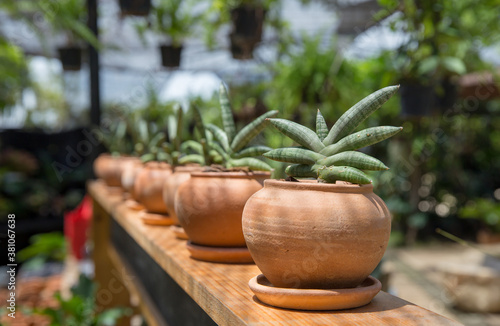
264, 86, 402, 184
199, 83, 278, 171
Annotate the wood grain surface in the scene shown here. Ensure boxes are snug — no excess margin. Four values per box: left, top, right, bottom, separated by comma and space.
88, 180, 462, 326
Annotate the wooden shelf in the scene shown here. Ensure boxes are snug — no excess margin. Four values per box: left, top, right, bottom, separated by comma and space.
88, 180, 462, 326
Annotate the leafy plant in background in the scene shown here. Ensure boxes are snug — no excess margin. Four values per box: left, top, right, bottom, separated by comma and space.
200, 83, 277, 171
460, 198, 500, 234
36, 274, 129, 326
264, 86, 402, 183
18, 232, 67, 269
0, 35, 29, 112
375, 0, 500, 85
135, 0, 202, 48
1, 0, 101, 49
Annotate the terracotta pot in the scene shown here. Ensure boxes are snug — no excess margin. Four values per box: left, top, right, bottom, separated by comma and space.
121, 160, 144, 199
242, 180, 391, 289
93, 154, 138, 187
162, 165, 203, 225
134, 162, 172, 214
175, 171, 269, 247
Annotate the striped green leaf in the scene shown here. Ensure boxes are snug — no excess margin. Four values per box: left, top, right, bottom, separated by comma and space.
167, 115, 177, 142
180, 140, 203, 155
231, 110, 278, 152
323, 86, 399, 145
316, 109, 328, 141
175, 105, 184, 151
179, 154, 205, 165
320, 126, 403, 156
206, 123, 230, 152
157, 151, 171, 162
268, 118, 325, 152
233, 146, 272, 158
319, 151, 388, 171
318, 166, 372, 184
192, 105, 207, 139
229, 158, 272, 171
219, 83, 236, 142
264, 148, 325, 165
148, 132, 166, 150
209, 141, 230, 162
285, 164, 317, 178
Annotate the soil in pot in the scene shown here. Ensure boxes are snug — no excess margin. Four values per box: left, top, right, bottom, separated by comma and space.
134, 162, 173, 224
93, 154, 139, 187
242, 179, 391, 290
399, 82, 435, 118
119, 0, 151, 16
162, 165, 203, 239
175, 171, 269, 263
58, 47, 82, 71
160, 44, 182, 68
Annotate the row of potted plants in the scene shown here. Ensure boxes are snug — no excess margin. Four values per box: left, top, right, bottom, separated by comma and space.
94, 82, 403, 310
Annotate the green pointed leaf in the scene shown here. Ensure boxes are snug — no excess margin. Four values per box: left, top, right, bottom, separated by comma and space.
206, 123, 230, 152
138, 119, 148, 144
285, 164, 317, 178
233, 146, 272, 159
140, 153, 155, 163
179, 154, 205, 165
231, 110, 278, 152
321, 126, 403, 156
318, 166, 372, 184
180, 140, 203, 155
157, 151, 171, 163
229, 158, 272, 171
268, 118, 325, 152
175, 104, 184, 151
319, 151, 388, 171
316, 109, 328, 141
219, 83, 236, 142
209, 141, 230, 162
264, 148, 325, 165
323, 86, 399, 145
167, 115, 177, 142
148, 132, 166, 150
192, 104, 207, 139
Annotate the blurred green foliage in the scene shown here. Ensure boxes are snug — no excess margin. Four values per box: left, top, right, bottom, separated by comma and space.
0, 36, 29, 112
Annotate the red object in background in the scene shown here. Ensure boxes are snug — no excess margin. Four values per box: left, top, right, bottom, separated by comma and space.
64, 195, 92, 260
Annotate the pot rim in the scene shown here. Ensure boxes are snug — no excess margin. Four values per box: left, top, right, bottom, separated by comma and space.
263, 179, 373, 193
190, 171, 270, 178
173, 165, 203, 173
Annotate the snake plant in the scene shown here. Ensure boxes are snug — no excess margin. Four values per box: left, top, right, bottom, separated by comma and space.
264, 86, 402, 184
201, 83, 278, 171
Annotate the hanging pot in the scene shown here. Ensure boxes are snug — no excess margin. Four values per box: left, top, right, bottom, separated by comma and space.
399, 82, 435, 117
229, 5, 266, 60
159, 44, 183, 68
58, 47, 82, 71
231, 5, 266, 41
118, 0, 151, 16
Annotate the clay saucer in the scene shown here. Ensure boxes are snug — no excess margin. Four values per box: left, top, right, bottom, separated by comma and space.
125, 199, 145, 211
186, 241, 254, 263
170, 225, 189, 240
249, 274, 381, 311
139, 210, 175, 226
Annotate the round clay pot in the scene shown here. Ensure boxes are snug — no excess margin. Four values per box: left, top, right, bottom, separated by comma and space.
121, 160, 144, 199
175, 171, 269, 247
162, 165, 203, 225
93, 154, 138, 187
242, 179, 391, 289
134, 162, 172, 214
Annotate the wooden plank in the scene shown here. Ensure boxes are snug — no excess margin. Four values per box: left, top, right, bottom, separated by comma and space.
88, 180, 462, 326
90, 182, 134, 326
107, 243, 170, 326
